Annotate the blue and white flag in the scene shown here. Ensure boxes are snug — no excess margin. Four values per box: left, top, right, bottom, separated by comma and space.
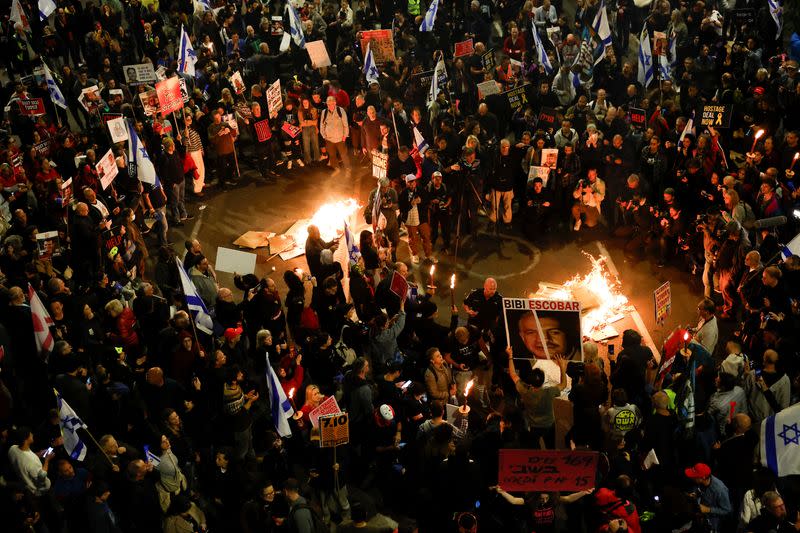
363, 44, 380, 85
419, 0, 439, 32
427, 58, 447, 108
10, 0, 30, 32
38, 0, 56, 21
266, 363, 294, 437
127, 121, 159, 185
531, 21, 553, 75
678, 112, 695, 148
768, 0, 783, 39
285, 1, 306, 49
659, 34, 677, 82
43, 62, 67, 110
145, 448, 162, 466
781, 232, 800, 260
413, 126, 429, 156
178, 25, 197, 78
55, 390, 87, 461
761, 402, 800, 477
193, 0, 211, 13
343, 220, 360, 263
591, 0, 612, 66
175, 258, 214, 335
637, 28, 654, 88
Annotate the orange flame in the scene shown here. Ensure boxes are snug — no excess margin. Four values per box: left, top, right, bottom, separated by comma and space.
464, 379, 475, 397
430, 265, 436, 276
295, 199, 361, 243
450, 274, 456, 289
288, 388, 295, 399
755, 129, 765, 140
683, 332, 689, 341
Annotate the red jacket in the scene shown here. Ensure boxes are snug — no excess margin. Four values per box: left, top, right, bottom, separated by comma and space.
110, 308, 140, 349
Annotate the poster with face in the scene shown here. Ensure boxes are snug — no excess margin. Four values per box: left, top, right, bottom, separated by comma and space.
503, 298, 583, 361
36, 230, 60, 260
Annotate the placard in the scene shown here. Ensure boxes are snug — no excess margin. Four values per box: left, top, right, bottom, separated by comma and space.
36, 230, 60, 260
139, 89, 159, 116
78, 86, 104, 114
653, 31, 667, 57
123, 63, 157, 85
254, 119, 271, 142
281, 122, 300, 138
477, 80, 500, 98
17, 98, 45, 116
179, 78, 190, 103
389, 270, 409, 299
546, 27, 562, 48
541, 148, 558, 169
537, 107, 557, 129
481, 49, 495, 72
102, 225, 125, 258
214, 247, 257, 274
503, 84, 530, 110
654, 281, 671, 324
306, 40, 332, 68
319, 412, 350, 447
33, 139, 51, 157
107, 117, 129, 143
528, 165, 551, 187
502, 298, 583, 361
699, 104, 732, 128
270, 16, 284, 36
229, 71, 245, 94
629, 107, 646, 129
223, 113, 239, 134
371, 149, 388, 179
95, 148, 118, 190
360, 30, 395, 66
454, 39, 474, 57
415, 69, 448, 90
267, 79, 282, 119
309, 395, 342, 429
498, 449, 598, 492
156, 77, 184, 115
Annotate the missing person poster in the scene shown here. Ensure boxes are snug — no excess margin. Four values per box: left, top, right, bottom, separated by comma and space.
124, 63, 157, 85
156, 77, 184, 115
78, 86, 105, 114
139, 89, 159, 116
527, 166, 551, 187
541, 148, 558, 170
36, 230, 60, 260
503, 298, 583, 361
95, 148, 119, 190
229, 71, 246, 94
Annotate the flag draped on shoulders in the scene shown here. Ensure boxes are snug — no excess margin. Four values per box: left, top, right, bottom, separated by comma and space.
127, 121, 159, 185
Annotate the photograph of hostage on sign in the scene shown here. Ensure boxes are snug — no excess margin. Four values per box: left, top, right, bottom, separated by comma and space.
503, 298, 583, 362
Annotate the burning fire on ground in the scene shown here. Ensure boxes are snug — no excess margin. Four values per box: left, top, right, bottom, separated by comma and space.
294, 199, 361, 243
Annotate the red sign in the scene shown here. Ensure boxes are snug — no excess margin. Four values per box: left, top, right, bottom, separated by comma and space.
498, 450, 598, 492
254, 119, 272, 142
156, 77, 184, 115
389, 270, 409, 299
454, 39, 474, 57
308, 395, 341, 429
18, 98, 45, 116
281, 122, 301, 139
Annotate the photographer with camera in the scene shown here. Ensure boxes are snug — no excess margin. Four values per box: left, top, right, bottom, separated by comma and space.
571, 168, 605, 232
656, 204, 688, 267
697, 206, 727, 298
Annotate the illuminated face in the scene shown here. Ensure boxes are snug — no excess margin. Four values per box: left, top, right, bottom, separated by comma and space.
519, 314, 567, 358
518, 313, 546, 359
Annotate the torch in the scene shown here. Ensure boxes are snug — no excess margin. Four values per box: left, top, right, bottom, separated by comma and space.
450, 273, 456, 309
749, 129, 764, 156
428, 264, 436, 290
460, 379, 475, 414
288, 387, 296, 410
787, 152, 799, 181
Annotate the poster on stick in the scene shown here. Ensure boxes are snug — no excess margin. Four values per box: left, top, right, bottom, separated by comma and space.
267, 79, 282, 119
502, 298, 583, 361
306, 40, 332, 68
498, 449, 598, 492
139, 89, 159, 116
156, 77, 184, 115
360, 30, 395, 65
123, 63, 157, 85
96, 149, 119, 190
319, 412, 350, 447
107, 117, 129, 143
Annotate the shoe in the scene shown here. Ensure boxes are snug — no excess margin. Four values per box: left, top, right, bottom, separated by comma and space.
182, 214, 195, 221
573, 220, 582, 231
411, 255, 420, 264
287, 160, 293, 170
297, 159, 305, 167
276, 159, 286, 166
656, 261, 665, 268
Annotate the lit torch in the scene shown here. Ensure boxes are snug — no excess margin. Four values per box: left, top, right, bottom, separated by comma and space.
750, 129, 765, 154
288, 387, 296, 409
792, 153, 800, 171
428, 264, 436, 290
683, 331, 690, 351
461, 379, 475, 413
450, 273, 456, 308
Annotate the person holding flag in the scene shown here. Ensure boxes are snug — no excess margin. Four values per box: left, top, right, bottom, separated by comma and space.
419, 0, 439, 32
176, 257, 215, 336
531, 20, 553, 75
363, 43, 380, 86
177, 24, 197, 78
638, 28, 655, 88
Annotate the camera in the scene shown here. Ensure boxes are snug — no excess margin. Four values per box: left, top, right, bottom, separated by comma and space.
566, 361, 585, 379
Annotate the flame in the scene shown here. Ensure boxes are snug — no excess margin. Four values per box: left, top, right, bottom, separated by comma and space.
683, 332, 689, 341
464, 379, 475, 397
755, 129, 765, 140
430, 265, 435, 276
296, 199, 361, 243
794, 153, 800, 161
288, 387, 295, 399
450, 274, 456, 289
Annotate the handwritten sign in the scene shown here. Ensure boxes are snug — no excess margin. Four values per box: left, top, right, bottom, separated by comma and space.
629, 107, 646, 129
319, 412, 349, 447
267, 79, 282, 119
360, 30, 395, 66
503, 84, 530, 110
454, 39, 474, 57
477, 80, 500, 98
309, 396, 341, 429
654, 281, 671, 324
699, 104, 731, 128
498, 449, 598, 492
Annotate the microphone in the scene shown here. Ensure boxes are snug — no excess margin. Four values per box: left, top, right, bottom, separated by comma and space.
753, 216, 787, 229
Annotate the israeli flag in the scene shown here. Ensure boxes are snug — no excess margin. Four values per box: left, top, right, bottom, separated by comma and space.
781, 232, 800, 260
768, 0, 783, 40
761, 403, 800, 477
531, 21, 553, 75
176, 258, 214, 335
38, 0, 56, 21
43, 62, 67, 109
145, 448, 162, 466
343, 220, 360, 263
678, 112, 695, 147
427, 58, 447, 108
286, 1, 306, 49
363, 44, 380, 85
178, 25, 197, 78
55, 390, 87, 461
266, 362, 294, 437
127, 121, 158, 185
193, 0, 211, 13
591, 0, 612, 66
637, 28, 654, 88
413, 126, 428, 156
419, 0, 439, 32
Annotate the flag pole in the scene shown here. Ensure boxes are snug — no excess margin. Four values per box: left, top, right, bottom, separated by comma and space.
53, 389, 116, 468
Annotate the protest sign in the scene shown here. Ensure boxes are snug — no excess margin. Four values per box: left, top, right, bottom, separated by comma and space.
235, 102, 252, 121
102, 225, 125, 259
123, 63, 157, 85
454, 39, 474, 57
281, 122, 300, 138
371, 149, 388, 179
481, 49, 495, 72
415, 68, 448, 90
309, 396, 341, 429
653, 31, 667, 56
229, 71, 245, 94
17, 98, 45, 116
33, 139, 51, 157
546, 27, 562, 48
78, 86, 104, 114
360, 30, 395, 65
503, 298, 583, 361
389, 270, 409, 299
477, 80, 500, 98
223, 113, 238, 134
155, 65, 167, 81
267, 79, 282, 118
36, 231, 60, 260
503, 84, 530, 110
699, 104, 732, 128
102, 113, 123, 124
498, 449, 598, 492
319, 412, 350, 447
730, 8, 756, 28
214, 247, 257, 275
270, 16, 284, 36
156, 77, 184, 115
306, 40, 332, 68
541, 148, 558, 170
96, 149, 119, 190
61, 178, 73, 205
629, 107, 646, 129
528, 165, 551, 187
254, 119, 272, 142
654, 281, 671, 324
537, 107, 557, 129
179, 78, 189, 103
107, 117, 129, 143
139, 89, 159, 116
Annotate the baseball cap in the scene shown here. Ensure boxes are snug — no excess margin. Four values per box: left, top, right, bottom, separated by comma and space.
432, 171, 443, 178
405, 174, 418, 183
753, 86, 765, 95
684, 463, 711, 479
224, 327, 243, 340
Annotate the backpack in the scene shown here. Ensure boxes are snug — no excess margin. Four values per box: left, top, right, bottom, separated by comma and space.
288, 502, 329, 533
741, 201, 756, 230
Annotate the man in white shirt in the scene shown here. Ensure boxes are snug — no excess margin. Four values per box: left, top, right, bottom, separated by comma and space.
694, 298, 719, 355
571, 168, 606, 231
320, 96, 350, 172
8, 427, 52, 496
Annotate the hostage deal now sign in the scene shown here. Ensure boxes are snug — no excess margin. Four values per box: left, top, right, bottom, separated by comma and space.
498, 449, 598, 492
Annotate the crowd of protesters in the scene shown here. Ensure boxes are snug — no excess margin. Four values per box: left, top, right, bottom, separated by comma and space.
2, 0, 800, 532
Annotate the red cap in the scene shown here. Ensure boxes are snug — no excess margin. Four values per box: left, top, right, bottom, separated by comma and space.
685, 463, 711, 479
753, 87, 765, 96
224, 327, 243, 340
